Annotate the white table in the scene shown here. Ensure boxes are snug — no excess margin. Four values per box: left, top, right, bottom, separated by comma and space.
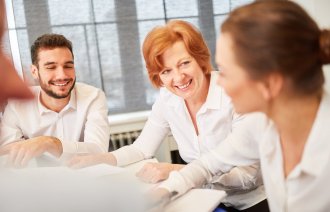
0, 157, 226, 212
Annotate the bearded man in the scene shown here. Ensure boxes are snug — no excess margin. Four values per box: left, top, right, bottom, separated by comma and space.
0, 34, 110, 167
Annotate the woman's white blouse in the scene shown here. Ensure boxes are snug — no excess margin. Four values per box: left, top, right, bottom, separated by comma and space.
113, 72, 265, 209
160, 91, 330, 212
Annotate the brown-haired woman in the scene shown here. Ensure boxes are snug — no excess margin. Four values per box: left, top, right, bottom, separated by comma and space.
68, 20, 267, 211
156, 1, 330, 211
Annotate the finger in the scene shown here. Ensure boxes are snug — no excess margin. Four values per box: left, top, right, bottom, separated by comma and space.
148, 174, 162, 184
141, 175, 153, 183
150, 170, 164, 184
14, 147, 26, 168
137, 162, 155, 176
150, 175, 162, 184
137, 169, 150, 182
21, 151, 33, 167
7, 147, 19, 167
67, 157, 90, 169
142, 171, 158, 184
139, 164, 162, 183
136, 165, 148, 177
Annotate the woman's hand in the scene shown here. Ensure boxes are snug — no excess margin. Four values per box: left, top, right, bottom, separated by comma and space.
66, 153, 117, 168
136, 162, 185, 183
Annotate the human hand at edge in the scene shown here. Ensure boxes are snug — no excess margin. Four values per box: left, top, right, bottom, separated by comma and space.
136, 162, 185, 183
0, 136, 62, 168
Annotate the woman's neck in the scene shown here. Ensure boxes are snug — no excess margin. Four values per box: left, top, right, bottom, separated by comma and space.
269, 94, 321, 142
268, 93, 321, 177
184, 74, 210, 136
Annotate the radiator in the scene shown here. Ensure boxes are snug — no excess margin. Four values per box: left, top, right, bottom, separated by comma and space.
110, 130, 141, 150
108, 111, 177, 163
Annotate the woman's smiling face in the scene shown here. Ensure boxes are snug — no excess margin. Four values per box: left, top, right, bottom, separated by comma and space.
159, 41, 208, 102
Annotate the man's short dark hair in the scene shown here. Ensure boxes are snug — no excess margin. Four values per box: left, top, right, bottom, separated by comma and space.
31, 33, 74, 66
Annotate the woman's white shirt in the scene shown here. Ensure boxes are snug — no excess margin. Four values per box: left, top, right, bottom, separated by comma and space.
112, 71, 265, 209
160, 91, 330, 212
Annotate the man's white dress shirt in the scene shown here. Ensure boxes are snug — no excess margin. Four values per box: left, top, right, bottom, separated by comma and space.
160, 91, 330, 212
112, 72, 265, 209
0, 83, 110, 162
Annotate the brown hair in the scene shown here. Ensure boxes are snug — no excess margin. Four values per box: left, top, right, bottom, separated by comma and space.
142, 20, 212, 88
222, 0, 330, 96
31, 33, 73, 66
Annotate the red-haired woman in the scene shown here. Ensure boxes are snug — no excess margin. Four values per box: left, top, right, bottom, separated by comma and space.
69, 20, 267, 211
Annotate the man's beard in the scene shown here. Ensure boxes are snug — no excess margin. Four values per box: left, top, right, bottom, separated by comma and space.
39, 78, 76, 99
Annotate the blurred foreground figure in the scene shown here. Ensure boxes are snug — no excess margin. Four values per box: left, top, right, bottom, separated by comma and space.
0, 0, 33, 104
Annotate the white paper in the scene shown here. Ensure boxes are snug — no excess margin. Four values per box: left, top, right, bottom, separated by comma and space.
165, 189, 227, 212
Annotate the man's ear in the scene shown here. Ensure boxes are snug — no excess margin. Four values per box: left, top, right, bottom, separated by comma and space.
258, 73, 284, 101
31, 64, 39, 79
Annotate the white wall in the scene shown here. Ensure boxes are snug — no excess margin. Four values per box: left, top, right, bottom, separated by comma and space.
295, 0, 330, 92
